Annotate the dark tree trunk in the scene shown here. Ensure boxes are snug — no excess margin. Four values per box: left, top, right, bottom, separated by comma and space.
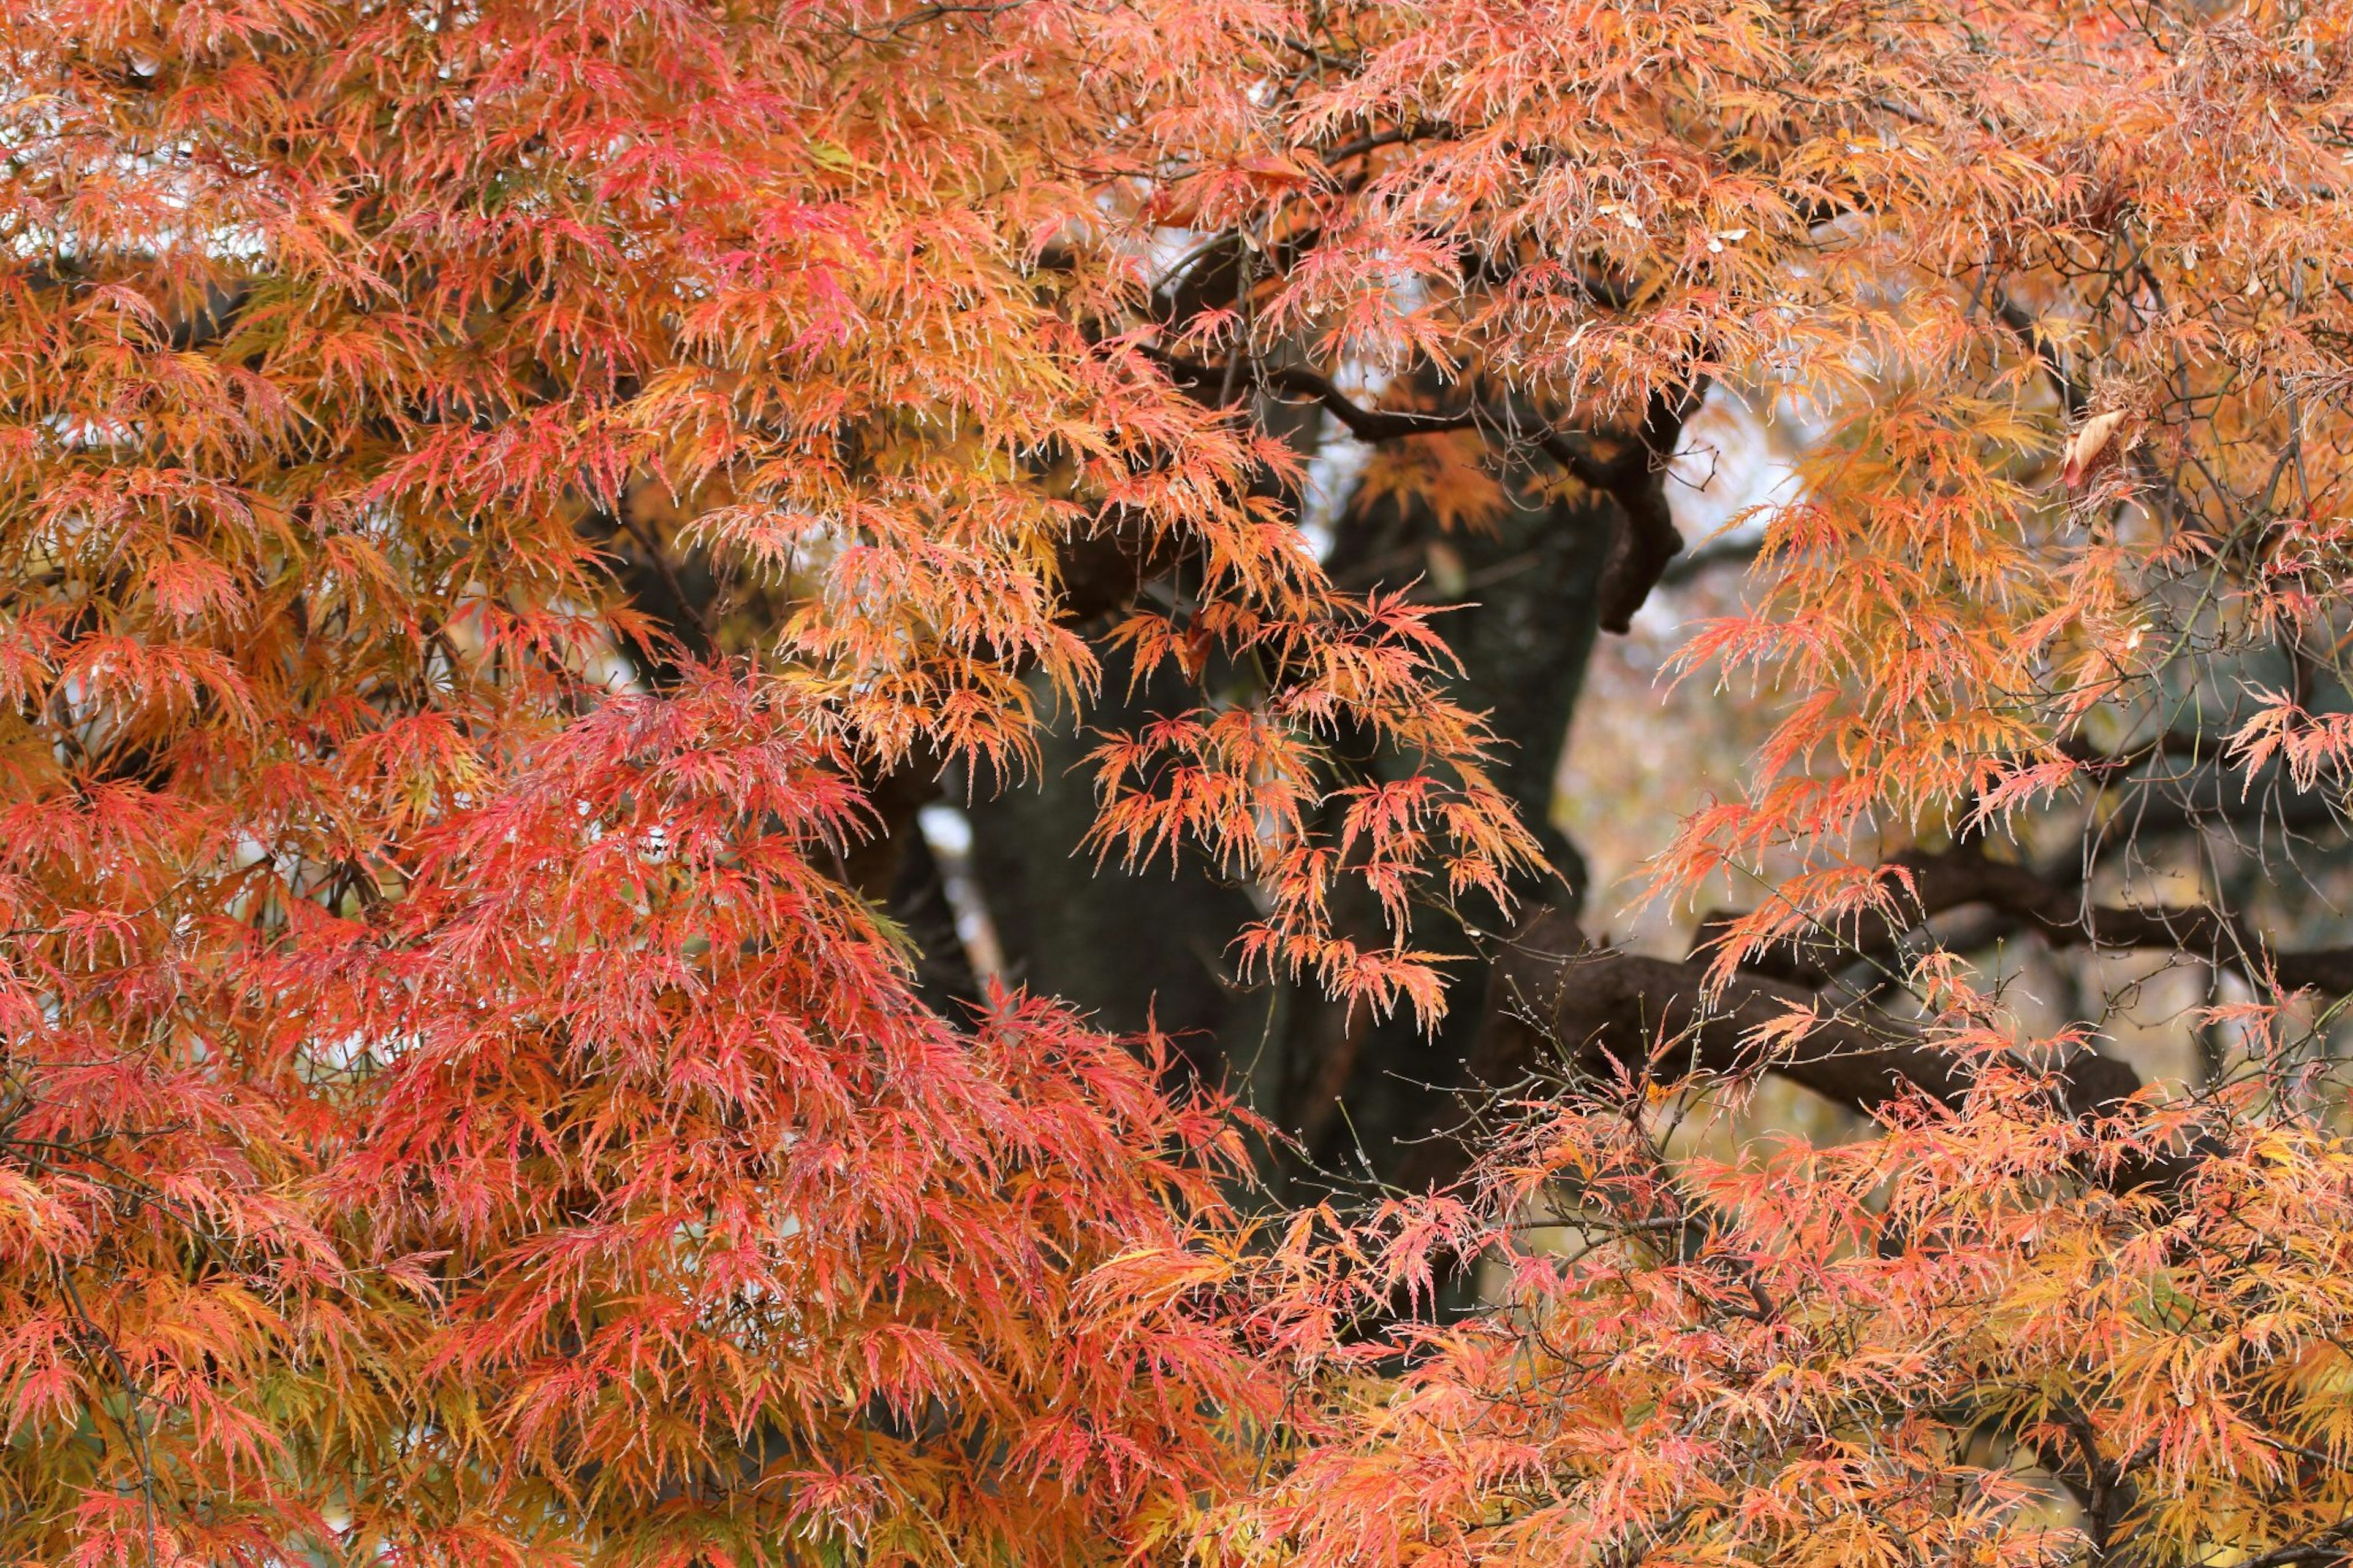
956, 456, 1618, 1189
1279, 467, 1613, 1185
961, 649, 1279, 1093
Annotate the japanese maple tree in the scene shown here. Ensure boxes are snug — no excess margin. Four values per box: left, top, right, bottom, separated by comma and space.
10, 0, 2353, 1565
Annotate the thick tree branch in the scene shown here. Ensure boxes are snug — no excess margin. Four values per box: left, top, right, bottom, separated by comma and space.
1697, 843, 2353, 998
1587, 382, 1705, 633
1467, 911, 2195, 1190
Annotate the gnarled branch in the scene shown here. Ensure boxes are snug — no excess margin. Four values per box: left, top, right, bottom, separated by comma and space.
1149, 349, 1703, 629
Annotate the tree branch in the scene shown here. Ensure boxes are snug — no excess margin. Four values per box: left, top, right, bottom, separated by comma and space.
1990, 289, 2088, 420
1697, 843, 2353, 998
1467, 910, 2196, 1191
1317, 122, 1455, 167
1585, 381, 1706, 633
1150, 349, 1702, 629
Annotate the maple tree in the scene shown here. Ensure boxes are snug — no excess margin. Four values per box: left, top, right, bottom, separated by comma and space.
11, 0, 2353, 1564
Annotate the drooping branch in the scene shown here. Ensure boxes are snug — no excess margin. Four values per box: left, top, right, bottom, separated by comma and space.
2088, 754, 2350, 844
2053, 727, 2218, 780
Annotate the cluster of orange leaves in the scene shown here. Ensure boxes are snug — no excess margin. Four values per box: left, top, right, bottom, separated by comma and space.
1229, 1017, 2353, 1568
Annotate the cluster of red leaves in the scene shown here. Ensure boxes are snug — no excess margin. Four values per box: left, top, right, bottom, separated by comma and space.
5, 673, 1287, 1564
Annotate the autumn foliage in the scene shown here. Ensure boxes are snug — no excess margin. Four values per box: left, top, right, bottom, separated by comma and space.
10, 0, 2353, 1564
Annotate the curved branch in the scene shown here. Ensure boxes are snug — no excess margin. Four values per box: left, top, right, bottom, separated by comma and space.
1150, 349, 1702, 629
1317, 121, 1457, 167
1990, 289, 2088, 420
1588, 382, 1703, 633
